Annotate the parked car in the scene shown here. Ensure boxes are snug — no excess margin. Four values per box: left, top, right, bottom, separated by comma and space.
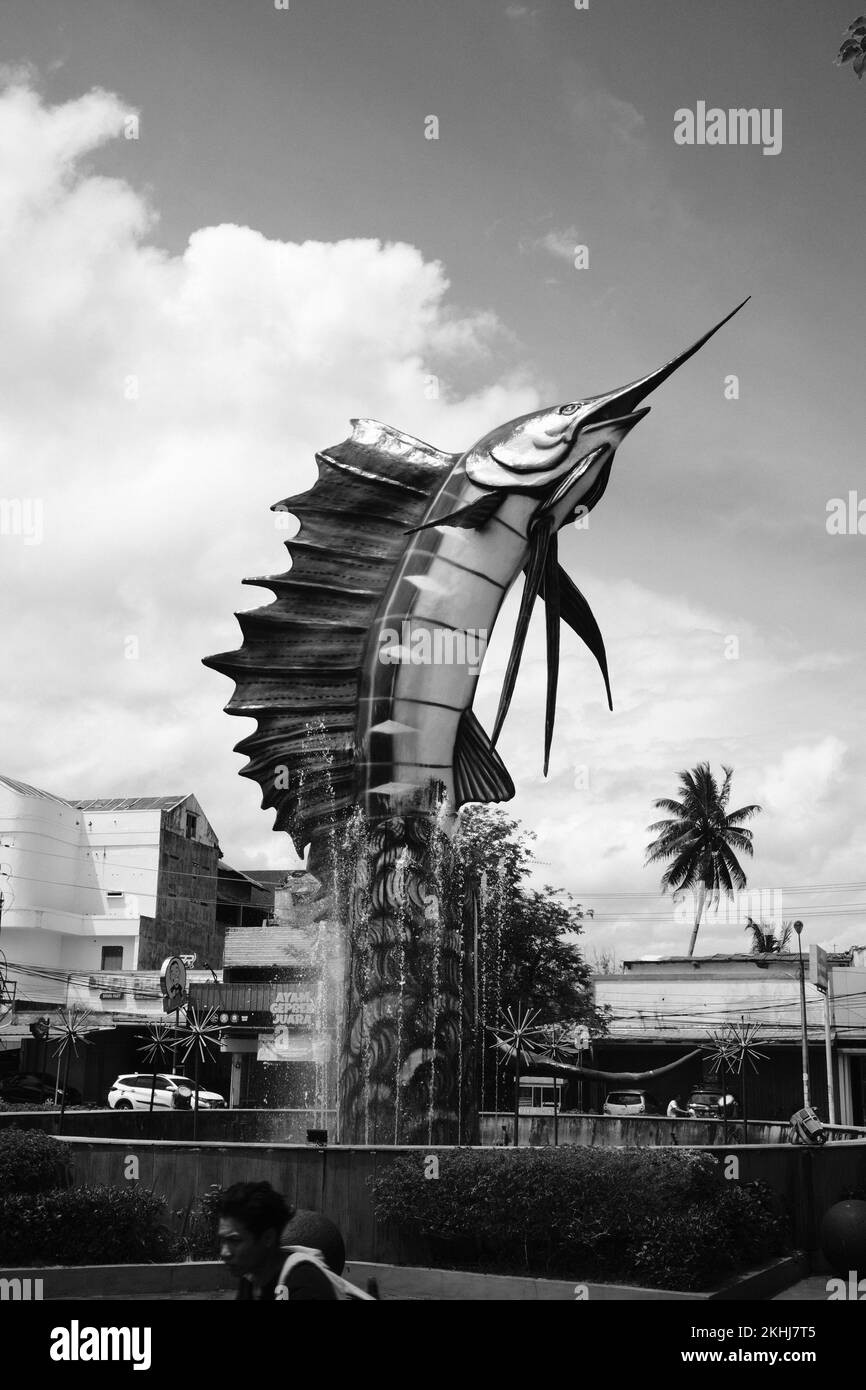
0, 1071, 81, 1105
107, 1073, 226, 1111
686, 1088, 739, 1120
602, 1089, 662, 1116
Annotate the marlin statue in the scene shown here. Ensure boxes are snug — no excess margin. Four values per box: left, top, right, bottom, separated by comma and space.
204, 297, 749, 852
203, 297, 748, 1143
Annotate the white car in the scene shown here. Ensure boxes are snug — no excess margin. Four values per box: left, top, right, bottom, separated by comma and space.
107, 1072, 226, 1111
602, 1089, 662, 1116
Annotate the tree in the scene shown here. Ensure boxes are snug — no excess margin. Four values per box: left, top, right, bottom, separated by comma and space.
644, 762, 762, 958
744, 918, 793, 954
591, 947, 623, 975
835, 17, 866, 79
456, 805, 605, 1029
455, 806, 608, 1107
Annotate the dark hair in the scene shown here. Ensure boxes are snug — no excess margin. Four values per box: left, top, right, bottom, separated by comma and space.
217, 1182, 293, 1238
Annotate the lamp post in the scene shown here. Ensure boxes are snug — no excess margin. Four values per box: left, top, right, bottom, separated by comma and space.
793, 920, 811, 1107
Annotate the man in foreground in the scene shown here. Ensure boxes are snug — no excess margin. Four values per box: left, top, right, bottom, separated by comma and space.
218, 1182, 337, 1301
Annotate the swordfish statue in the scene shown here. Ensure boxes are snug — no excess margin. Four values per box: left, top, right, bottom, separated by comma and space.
204, 297, 749, 1143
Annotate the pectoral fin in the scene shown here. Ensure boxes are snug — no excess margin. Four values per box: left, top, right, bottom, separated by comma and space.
405, 490, 501, 534
491, 516, 554, 748
540, 565, 613, 711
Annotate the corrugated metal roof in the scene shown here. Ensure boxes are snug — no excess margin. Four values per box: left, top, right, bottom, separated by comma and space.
218, 862, 270, 890
0, 774, 71, 806
71, 796, 188, 812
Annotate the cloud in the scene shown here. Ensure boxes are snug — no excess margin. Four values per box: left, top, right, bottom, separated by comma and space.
472, 575, 866, 959
0, 76, 539, 864
532, 227, 581, 263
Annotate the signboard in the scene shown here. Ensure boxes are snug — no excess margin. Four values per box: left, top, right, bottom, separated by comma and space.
179, 953, 197, 969
270, 989, 316, 1030
159, 956, 188, 1014
257, 1033, 326, 1064
810, 943, 829, 993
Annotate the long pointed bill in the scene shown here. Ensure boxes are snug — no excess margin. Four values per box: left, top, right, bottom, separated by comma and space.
586, 296, 751, 420
492, 515, 554, 748
543, 534, 560, 777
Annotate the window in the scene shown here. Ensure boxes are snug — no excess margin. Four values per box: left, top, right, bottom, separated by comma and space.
186, 813, 198, 840
101, 947, 123, 971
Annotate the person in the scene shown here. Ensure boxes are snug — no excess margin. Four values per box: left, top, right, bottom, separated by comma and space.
218, 1182, 337, 1301
667, 1094, 688, 1118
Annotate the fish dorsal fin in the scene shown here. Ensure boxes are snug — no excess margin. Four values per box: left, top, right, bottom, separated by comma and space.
203, 421, 456, 855
454, 709, 515, 807
343, 417, 459, 475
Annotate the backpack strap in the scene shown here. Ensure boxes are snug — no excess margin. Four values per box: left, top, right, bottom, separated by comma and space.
278, 1246, 376, 1301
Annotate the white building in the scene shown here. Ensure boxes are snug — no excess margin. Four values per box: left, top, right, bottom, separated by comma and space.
0, 775, 220, 1009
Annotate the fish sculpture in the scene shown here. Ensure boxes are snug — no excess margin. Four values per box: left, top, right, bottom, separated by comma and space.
204, 298, 748, 1142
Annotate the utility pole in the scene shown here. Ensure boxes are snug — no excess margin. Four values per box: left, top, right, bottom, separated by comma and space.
824, 975, 837, 1124
793, 921, 811, 1107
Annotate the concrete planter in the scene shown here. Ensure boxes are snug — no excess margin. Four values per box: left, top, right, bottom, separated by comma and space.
0, 1252, 807, 1301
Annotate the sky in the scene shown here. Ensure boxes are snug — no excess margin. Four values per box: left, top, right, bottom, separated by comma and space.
1, 0, 864, 963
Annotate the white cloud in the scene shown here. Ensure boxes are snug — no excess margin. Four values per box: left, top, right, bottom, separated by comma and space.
759, 738, 846, 817
533, 227, 581, 263
0, 77, 539, 864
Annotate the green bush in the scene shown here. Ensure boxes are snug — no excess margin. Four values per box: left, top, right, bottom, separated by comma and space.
0, 1126, 71, 1194
369, 1148, 789, 1290
0, 1184, 178, 1266
175, 1184, 225, 1261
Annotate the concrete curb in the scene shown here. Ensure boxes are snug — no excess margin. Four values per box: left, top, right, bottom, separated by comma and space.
344, 1263, 706, 1300
0, 1262, 233, 1299
706, 1253, 811, 1301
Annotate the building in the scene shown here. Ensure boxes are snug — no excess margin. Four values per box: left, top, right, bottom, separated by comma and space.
0, 775, 270, 1099
592, 951, 866, 1126
190, 870, 336, 1110
0, 776, 227, 992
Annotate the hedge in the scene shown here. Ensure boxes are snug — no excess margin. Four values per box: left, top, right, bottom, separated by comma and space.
0, 1185, 178, 1266
369, 1147, 790, 1289
0, 1126, 71, 1193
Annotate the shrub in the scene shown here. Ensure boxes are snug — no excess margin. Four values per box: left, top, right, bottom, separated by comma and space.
0, 1185, 178, 1266
177, 1184, 225, 1260
369, 1148, 789, 1290
0, 1126, 71, 1194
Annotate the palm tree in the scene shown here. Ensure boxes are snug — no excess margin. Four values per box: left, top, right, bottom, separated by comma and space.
744, 918, 793, 954
645, 762, 762, 957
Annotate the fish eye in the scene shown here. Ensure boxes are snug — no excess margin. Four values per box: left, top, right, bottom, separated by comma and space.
559, 402, 582, 415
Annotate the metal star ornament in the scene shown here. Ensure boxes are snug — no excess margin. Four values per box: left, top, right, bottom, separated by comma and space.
534, 1021, 580, 1067
177, 1006, 223, 1066
51, 1006, 96, 1061
488, 1003, 543, 1067
138, 1020, 179, 1070
704, 1020, 768, 1076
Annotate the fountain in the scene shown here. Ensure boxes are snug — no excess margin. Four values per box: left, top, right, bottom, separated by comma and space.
203, 300, 749, 1144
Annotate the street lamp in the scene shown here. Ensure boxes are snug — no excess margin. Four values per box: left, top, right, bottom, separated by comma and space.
793, 920, 811, 1107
